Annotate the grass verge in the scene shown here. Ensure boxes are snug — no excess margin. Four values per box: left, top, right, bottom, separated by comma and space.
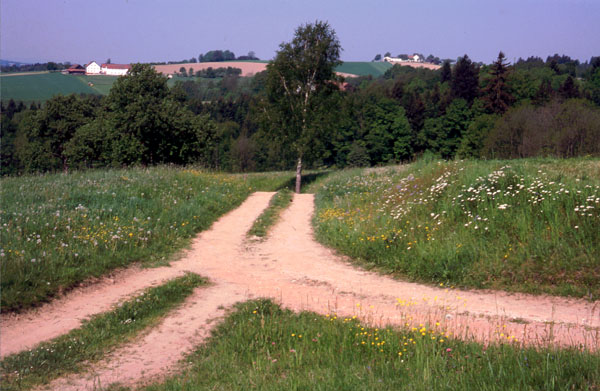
313, 158, 600, 298
0, 166, 293, 311
247, 189, 293, 239
0, 273, 207, 390
139, 299, 599, 391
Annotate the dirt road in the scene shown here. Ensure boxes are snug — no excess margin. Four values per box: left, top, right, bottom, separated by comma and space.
2, 192, 598, 390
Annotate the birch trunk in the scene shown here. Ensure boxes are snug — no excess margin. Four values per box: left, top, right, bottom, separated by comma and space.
295, 157, 302, 194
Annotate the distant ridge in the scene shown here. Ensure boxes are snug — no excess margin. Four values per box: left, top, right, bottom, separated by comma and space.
0, 59, 32, 66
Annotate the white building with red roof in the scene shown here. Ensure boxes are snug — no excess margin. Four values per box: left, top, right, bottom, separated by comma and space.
85, 61, 101, 74
101, 63, 131, 76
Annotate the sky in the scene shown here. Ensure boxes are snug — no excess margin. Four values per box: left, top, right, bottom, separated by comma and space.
1, 0, 599, 65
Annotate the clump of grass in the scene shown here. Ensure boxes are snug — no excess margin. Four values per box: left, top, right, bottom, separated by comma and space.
0, 166, 293, 311
313, 158, 600, 298
0, 273, 207, 390
247, 189, 293, 239
141, 299, 600, 391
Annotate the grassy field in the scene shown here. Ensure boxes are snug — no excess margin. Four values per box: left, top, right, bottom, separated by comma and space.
336, 61, 393, 77
312, 158, 600, 299
0, 166, 293, 311
0, 72, 241, 103
1, 62, 394, 103
74, 74, 119, 95
0, 273, 206, 390
138, 299, 599, 391
0, 72, 101, 103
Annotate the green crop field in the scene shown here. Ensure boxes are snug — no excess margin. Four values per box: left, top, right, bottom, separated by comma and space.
336, 61, 393, 77
0, 72, 120, 103
0, 62, 395, 103
75, 74, 119, 95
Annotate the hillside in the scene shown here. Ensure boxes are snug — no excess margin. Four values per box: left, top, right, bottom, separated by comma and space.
336, 61, 393, 76
0, 72, 183, 103
0, 61, 442, 103
0, 72, 116, 103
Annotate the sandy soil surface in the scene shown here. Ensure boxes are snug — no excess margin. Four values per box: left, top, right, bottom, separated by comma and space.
153, 61, 360, 78
2, 192, 598, 390
393, 62, 442, 70
153, 61, 268, 77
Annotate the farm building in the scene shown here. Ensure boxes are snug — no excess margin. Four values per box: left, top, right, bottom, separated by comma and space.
63, 64, 86, 74
101, 63, 130, 76
383, 54, 423, 64
86, 61, 101, 74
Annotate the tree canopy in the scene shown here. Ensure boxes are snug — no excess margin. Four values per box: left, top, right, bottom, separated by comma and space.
264, 20, 342, 192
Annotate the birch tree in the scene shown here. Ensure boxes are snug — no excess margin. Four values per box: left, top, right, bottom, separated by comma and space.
265, 21, 342, 193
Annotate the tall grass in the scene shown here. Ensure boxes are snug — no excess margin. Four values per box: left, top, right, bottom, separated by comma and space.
313, 158, 600, 298
0, 273, 207, 390
142, 299, 599, 391
0, 166, 293, 311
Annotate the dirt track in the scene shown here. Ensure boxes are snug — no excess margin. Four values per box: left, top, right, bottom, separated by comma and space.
1, 192, 598, 390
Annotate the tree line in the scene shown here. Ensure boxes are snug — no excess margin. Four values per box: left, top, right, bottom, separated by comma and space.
148, 50, 260, 66
2, 22, 600, 177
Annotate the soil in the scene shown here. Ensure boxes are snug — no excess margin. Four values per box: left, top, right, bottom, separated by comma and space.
153, 61, 360, 78
1, 192, 598, 390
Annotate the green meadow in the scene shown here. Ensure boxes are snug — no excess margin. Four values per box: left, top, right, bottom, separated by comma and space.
336, 61, 393, 77
0, 72, 101, 103
140, 300, 599, 391
312, 158, 600, 299
0, 166, 293, 311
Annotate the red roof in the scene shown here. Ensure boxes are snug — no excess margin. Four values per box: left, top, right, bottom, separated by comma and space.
67, 64, 84, 70
101, 63, 131, 69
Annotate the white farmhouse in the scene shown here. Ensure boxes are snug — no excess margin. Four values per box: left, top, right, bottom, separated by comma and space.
101, 63, 131, 76
85, 61, 101, 74
383, 54, 423, 64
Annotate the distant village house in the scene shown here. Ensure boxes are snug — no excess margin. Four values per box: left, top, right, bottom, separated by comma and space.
85, 61, 101, 74
101, 63, 131, 76
85, 61, 130, 76
62, 64, 86, 74
383, 54, 423, 64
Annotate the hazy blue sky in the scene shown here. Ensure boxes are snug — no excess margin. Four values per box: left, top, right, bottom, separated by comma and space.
2, 0, 599, 65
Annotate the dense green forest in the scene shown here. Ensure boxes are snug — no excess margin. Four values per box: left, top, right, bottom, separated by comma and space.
2, 49, 600, 176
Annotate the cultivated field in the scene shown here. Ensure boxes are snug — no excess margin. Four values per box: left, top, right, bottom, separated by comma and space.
0, 72, 101, 103
153, 60, 269, 77
0, 62, 434, 103
336, 61, 393, 76
153, 61, 399, 78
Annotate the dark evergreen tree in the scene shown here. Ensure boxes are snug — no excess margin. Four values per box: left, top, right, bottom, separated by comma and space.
451, 54, 479, 103
440, 60, 452, 83
559, 76, 580, 99
482, 52, 514, 114
534, 79, 554, 105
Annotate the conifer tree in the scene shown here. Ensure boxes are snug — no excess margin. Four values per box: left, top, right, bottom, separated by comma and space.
559, 76, 580, 99
451, 54, 479, 103
482, 51, 514, 114
440, 60, 452, 83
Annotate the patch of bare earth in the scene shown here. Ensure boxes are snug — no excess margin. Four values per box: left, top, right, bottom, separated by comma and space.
152, 61, 359, 78
153, 61, 268, 77
2, 193, 598, 390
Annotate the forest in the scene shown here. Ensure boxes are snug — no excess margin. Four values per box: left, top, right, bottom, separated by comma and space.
2, 45, 600, 176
